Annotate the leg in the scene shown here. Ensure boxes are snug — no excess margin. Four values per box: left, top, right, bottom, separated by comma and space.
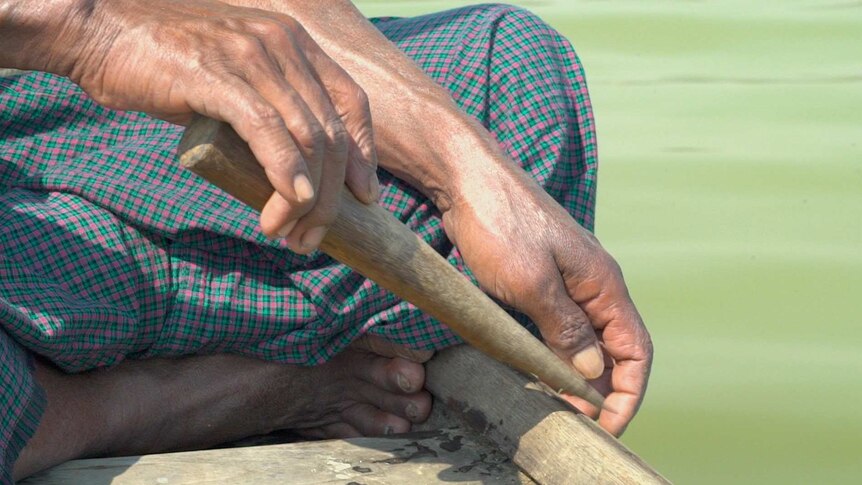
0, 5, 597, 358
14, 345, 431, 480
1, 5, 598, 477
0, 330, 44, 484
0, 183, 436, 481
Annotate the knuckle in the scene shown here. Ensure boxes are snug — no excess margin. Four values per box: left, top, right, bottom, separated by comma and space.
244, 104, 282, 133
273, 14, 301, 32
324, 119, 350, 160
337, 80, 371, 121
348, 83, 370, 111
522, 271, 555, 300
255, 19, 285, 38
551, 316, 591, 348
214, 17, 241, 33
292, 121, 327, 157
231, 34, 265, 59
600, 252, 624, 277
639, 332, 655, 360
255, 18, 300, 46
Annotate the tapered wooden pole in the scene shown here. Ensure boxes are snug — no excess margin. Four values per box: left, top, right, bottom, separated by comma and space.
177, 116, 604, 409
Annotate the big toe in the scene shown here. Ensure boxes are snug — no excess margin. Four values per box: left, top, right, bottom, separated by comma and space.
352, 352, 426, 395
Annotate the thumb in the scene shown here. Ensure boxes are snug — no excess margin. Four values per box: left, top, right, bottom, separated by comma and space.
531, 284, 604, 379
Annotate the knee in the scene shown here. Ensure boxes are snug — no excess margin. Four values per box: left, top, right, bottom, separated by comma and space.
466, 3, 571, 45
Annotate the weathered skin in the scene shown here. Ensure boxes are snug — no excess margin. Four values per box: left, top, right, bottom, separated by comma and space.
0, 0, 653, 479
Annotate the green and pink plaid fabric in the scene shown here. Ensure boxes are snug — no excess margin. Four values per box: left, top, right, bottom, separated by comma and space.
0, 4, 597, 478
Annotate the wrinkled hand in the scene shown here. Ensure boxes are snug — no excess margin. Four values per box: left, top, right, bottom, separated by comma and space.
442, 172, 653, 436
54, 0, 379, 251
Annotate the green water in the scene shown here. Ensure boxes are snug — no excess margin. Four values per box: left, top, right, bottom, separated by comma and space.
355, 1, 862, 483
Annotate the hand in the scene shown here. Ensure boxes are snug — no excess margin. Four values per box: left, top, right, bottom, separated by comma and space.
442, 170, 653, 436
30, 0, 380, 252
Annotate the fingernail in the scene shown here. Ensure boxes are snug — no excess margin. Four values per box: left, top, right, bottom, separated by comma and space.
293, 173, 314, 203
396, 373, 412, 392
300, 226, 327, 250
405, 402, 419, 421
276, 219, 297, 238
572, 344, 604, 380
368, 174, 380, 201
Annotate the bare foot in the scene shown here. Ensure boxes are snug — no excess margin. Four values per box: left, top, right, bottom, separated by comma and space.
13, 341, 432, 480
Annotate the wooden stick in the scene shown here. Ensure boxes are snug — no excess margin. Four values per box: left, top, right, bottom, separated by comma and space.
177, 116, 604, 408
425, 345, 670, 485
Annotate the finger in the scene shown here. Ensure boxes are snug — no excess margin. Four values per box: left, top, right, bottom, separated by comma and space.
341, 402, 412, 436
260, 192, 298, 239
302, 42, 379, 204
598, 358, 651, 437
233, 45, 335, 240
562, 374, 613, 419
558, 245, 653, 433
564, 326, 650, 437
530, 277, 604, 379
185, 69, 316, 239
351, 334, 434, 363
345, 137, 380, 204
584, 307, 652, 436
599, 324, 652, 436
559, 346, 614, 419
237, 94, 316, 238
258, 26, 352, 252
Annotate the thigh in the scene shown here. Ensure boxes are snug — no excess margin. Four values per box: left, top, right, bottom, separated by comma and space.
0, 5, 598, 363
0, 188, 171, 371
373, 4, 598, 230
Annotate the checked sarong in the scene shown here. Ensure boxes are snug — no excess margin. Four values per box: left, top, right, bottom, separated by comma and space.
0, 4, 597, 477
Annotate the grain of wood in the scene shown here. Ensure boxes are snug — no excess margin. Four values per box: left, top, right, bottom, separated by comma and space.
426, 345, 671, 485
22, 429, 532, 485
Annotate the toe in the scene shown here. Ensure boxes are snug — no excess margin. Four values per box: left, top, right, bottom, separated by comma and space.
298, 422, 363, 440
341, 403, 412, 436
355, 383, 433, 424
353, 353, 426, 395
403, 392, 432, 423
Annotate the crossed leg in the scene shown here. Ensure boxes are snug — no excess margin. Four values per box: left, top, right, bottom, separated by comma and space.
13, 337, 432, 480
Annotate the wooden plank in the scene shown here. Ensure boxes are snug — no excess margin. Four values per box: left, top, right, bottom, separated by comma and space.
425, 345, 670, 485
22, 428, 533, 485
22, 345, 666, 484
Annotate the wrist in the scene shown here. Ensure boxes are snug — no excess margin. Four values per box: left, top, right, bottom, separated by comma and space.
376, 94, 518, 216
0, 0, 99, 75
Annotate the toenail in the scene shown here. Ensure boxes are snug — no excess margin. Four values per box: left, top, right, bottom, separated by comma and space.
397, 373, 412, 392
406, 403, 419, 420
383, 425, 395, 435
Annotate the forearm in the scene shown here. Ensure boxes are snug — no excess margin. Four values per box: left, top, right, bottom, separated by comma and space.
0, 0, 94, 74
2, 0, 517, 213
223, 0, 520, 213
